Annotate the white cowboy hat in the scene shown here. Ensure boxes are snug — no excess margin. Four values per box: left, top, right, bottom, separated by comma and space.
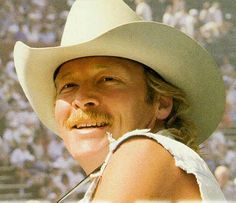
14, 0, 225, 144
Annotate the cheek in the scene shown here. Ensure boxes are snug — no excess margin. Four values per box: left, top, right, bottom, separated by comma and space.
105, 88, 148, 116
54, 99, 71, 128
120, 98, 156, 126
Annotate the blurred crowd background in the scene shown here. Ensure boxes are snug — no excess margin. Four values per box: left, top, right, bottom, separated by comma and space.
0, 0, 236, 202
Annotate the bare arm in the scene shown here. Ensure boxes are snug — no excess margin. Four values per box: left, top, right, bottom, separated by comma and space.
93, 136, 201, 202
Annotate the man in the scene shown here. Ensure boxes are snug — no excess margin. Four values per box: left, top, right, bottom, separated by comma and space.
14, 0, 226, 202
135, 0, 153, 21
215, 165, 236, 200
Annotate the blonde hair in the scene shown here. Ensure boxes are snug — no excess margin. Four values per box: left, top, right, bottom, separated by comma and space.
144, 66, 199, 152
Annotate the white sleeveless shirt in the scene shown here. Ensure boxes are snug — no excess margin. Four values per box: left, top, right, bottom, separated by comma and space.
79, 129, 227, 202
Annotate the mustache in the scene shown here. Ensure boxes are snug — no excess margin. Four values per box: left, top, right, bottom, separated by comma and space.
65, 109, 113, 129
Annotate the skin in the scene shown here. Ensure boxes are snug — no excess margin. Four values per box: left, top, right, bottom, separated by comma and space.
54, 56, 201, 201
93, 137, 201, 202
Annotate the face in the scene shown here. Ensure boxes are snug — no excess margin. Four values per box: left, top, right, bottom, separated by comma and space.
54, 56, 162, 173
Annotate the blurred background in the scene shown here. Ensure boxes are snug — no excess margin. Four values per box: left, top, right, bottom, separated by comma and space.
0, 0, 236, 202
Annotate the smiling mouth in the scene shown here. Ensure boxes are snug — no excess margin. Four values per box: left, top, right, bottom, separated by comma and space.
72, 122, 109, 129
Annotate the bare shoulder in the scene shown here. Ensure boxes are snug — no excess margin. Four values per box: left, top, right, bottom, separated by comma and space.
93, 136, 201, 202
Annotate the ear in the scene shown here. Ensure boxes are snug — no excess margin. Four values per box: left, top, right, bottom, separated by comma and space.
155, 96, 173, 120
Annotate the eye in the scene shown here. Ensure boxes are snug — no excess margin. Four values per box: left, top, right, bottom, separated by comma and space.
103, 77, 115, 82
98, 75, 123, 86
59, 83, 77, 93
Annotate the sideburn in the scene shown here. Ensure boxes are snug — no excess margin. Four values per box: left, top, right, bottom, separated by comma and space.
143, 66, 157, 105
146, 82, 156, 105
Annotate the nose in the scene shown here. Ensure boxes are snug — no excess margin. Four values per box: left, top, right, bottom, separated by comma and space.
71, 86, 100, 110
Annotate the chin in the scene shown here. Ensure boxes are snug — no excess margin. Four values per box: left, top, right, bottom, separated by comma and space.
73, 145, 109, 174
66, 138, 110, 172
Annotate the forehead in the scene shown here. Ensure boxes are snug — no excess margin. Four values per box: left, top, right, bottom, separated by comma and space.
54, 56, 144, 80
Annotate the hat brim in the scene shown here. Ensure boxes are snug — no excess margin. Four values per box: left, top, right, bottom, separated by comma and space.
14, 21, 225, 144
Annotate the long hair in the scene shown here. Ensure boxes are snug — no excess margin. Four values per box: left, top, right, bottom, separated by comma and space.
143, 65, 199, 152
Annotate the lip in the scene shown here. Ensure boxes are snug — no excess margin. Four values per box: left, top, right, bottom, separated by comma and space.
70, 125, 110, 138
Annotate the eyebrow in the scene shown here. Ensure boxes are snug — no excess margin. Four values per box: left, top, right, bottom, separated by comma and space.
54, 61, 132, 84
56, 65, 107, 79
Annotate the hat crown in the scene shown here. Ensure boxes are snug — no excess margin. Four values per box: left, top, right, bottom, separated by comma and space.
61, 0, 141, 46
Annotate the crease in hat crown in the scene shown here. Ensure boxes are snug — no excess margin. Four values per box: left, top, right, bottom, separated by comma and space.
61, 0, 142, 46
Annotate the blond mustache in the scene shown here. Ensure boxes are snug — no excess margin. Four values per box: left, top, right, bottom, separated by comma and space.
65, 109, 113, 129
